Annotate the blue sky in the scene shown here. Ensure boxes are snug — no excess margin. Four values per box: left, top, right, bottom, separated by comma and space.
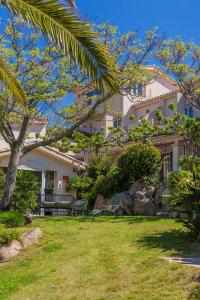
0, 1, 199, 42
77, 0, 200, 43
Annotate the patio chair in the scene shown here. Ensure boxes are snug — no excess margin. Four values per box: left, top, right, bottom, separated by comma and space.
89, 192, 126, 216
70, 200, 88, 216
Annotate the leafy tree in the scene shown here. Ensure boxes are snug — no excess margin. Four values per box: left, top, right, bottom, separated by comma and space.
156, 39, 200, 110
0, 0, 117, 98
0, 19, 162, 210
127, 105, 200, 146
56, 24, 163, 154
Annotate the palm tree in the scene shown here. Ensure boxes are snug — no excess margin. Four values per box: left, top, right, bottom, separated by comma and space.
0, 57, 26, 104
0, 0, 117, 99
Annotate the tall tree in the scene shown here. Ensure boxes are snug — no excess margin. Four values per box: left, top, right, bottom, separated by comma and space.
0, 20, 161, 209
0, 57, 26, 104
156, 39, 200, 110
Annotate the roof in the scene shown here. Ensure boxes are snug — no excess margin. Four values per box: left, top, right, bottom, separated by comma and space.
145, 65, 178, 85
0, 146, 86, 170
132, 90, 179, 108
41, 146, 86, 169
73, 66, 178, 95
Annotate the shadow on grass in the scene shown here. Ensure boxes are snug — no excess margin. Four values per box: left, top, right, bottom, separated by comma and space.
138, 229, 199, 257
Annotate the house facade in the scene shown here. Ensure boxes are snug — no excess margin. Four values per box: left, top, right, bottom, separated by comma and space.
0, 119, 86, 215
75, 66, 200, 183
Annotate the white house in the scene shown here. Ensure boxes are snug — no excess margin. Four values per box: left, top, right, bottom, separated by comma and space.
0, 119, 86, 215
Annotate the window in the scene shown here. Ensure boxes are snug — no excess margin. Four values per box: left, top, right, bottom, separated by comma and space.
132, 84, 143, 96
113, 118, 121, 128
185, 106, 193, 118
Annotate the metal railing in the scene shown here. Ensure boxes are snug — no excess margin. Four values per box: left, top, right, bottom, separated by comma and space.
41, 194, 75, 203
40, 194, 75, 216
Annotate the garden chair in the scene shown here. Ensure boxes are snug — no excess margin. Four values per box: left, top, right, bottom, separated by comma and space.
70, 200, 88, 216
89, 192, 126, 216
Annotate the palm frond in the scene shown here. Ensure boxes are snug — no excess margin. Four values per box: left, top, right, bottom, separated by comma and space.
0, 57, 26, 104
2, 0, 118, 94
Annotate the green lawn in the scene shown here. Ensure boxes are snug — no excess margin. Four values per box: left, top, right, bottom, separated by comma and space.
0, 217, 200, 300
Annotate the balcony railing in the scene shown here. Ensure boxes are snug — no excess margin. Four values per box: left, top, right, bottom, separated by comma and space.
41, 194, 75, 209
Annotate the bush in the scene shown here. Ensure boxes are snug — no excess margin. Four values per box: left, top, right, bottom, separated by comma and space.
117, 144, 162, 187
0, 226, 20, 246
0, 211, 25, 228
84, 189, 98, 210
88, 156, 114, 179
11, 171, 41, 213
178, 155, 200, 172
0, 170, 40, 213
168, 157, 200, 238
94, 166, 121, 198
66, 176, 94, 199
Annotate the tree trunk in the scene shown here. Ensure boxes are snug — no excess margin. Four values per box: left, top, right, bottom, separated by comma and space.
0, 146, 21, 210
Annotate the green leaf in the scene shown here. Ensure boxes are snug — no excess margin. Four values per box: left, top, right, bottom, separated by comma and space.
2, 0, 118, 94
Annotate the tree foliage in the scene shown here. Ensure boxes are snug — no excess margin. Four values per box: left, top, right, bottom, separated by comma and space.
66, 176, 93, 199
0, 0, 117, 95
117, 144, 162, 186
168, 157, 200, 239
156, 39, 200, 110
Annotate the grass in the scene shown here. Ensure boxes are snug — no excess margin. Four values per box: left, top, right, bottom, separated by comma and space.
0, 216, 200, 300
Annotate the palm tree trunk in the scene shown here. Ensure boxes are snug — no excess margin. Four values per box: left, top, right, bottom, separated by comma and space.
0, 146, 21, 210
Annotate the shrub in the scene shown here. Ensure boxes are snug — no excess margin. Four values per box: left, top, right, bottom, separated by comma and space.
178, 155, 200, 172
117, 144, 162, 187
94, 166, 121, 198
88, 156, 114, 179
11, 171, 41, 213
0, 211, 25, 228
0, 170, 40, 213
66, 176, 94, 199
84, 189, 98, 210
0, 226, 20, 246
168, 157, 200, 238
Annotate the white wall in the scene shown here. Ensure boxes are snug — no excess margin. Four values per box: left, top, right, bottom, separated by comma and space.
0, 149, 77, 196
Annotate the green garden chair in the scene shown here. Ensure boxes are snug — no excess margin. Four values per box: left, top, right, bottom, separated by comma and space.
89, 192, 126, 216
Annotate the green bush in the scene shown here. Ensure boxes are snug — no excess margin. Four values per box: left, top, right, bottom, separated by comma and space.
66, 176, 94, 199
178, 156, 200, 172
168, 157, 200, 238
88, 156, 114, 179
0, 211, 25, 228
94, 166, 121, 198
84, 189, 98, 210
117, 144, 162, 187
11, 171, 41, 213
0, 226, 20, 246
0, 170, 40, 213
